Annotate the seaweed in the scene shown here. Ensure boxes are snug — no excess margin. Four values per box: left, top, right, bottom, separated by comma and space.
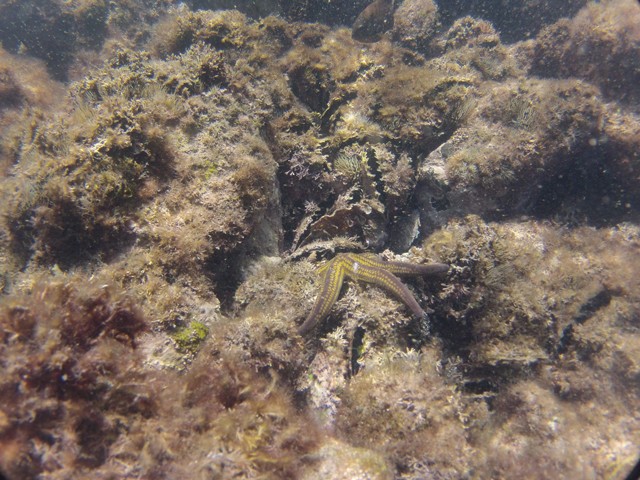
0, 1, 639, 478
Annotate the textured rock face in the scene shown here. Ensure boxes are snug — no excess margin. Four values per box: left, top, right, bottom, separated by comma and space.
434, 0, 588, 42
391, 0, 439, 52
0, 1, 639, 478
416, 77, 613, 227
531, 0, 640, 103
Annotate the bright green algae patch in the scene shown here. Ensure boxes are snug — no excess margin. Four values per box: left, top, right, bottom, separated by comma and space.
171, 320, 209, 355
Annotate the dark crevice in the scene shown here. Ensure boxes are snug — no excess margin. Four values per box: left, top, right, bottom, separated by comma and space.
205, 249, 244, 314
349, 326, 366, 377
529, 148, 637, 227
556, 287, 620, 356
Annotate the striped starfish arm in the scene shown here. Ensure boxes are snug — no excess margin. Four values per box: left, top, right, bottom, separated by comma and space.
382, 260, 449, 277
347, 253, 449, 277
347, 259, 426, 319
298, 259, 346, 335
298, 253, 448, 335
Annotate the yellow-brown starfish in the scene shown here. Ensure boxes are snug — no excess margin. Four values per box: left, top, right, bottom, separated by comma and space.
299, 253, 448, 335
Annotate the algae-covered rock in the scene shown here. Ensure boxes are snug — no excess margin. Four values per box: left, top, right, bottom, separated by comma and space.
532, 0, 640, 103
391, 0, 439, 53
0, 36, 282, 318
0, 1, 639, 479
436, 0, 587, 43
416, 77, 627, 226
301, 438, 393, 480
436, 16, 520, 80
0, 47, 65, 180
0, 0, 170, 80
422, 216, 640, 390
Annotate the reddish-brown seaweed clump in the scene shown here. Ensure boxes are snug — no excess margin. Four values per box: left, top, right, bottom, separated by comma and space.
0, 279, 149, 477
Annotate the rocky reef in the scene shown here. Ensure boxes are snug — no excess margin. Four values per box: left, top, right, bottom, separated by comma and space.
1, 0, 639, 478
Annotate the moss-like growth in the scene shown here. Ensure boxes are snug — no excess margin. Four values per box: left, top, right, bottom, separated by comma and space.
422, 217, 640, 388
0, 275, 323, 479
0, 2, 639, 478
1, 57, 178, 268
532, 0, 640, 103
391, 0, 439, 53
150, 8, 253, 57
0, 277, 150, 477
418, 77, 614, 224
0, 48, 64, 174
336, 347, 477, 477
433, 16, 521, 80
0, 0, 157, 80
436, 0, 587, 43
171, 320, 208, 355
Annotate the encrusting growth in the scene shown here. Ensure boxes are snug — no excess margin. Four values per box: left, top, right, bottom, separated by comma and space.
299, 253, 448, 335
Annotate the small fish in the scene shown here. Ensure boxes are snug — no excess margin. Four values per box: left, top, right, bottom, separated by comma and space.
352, 0, 395, 43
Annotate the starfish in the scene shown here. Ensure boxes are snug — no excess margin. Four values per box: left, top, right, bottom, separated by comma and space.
298, 253, 448, 335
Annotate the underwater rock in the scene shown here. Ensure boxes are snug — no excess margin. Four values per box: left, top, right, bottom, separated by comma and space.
186, 0, 282, 19
336, 347, 476, 477
442, 15, 500, 51
301, 438, 393, 480
422, 217, 640, 384
0, 66, 22, 109
0, 0, 168, 80
150, 8, 254, 58
436, 0, 588, 43
0, 48, 64, 173
391, 0, 439, 53
417, 77, 610, 225
599, 109, 640, 210
299, 333, 350, 427
1, 38, 283, 301
531, 0, 640, 103
434, 15, 519, 81
0, 0, 79, 79
0, 1, 639, 478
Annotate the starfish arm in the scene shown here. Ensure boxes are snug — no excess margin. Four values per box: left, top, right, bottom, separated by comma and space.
299, 253, 448, 336
298, 260, 346, 335
348, 260, 426, 319
346, 253, 449, 277
382, 260, 449, 277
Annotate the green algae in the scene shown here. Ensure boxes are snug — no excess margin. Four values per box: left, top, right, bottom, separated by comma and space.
171, 320, 209, 355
